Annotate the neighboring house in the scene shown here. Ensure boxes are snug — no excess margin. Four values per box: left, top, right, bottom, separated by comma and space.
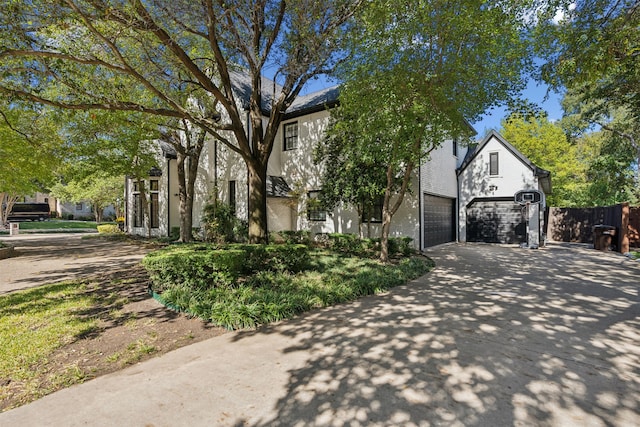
457, 130, 551, 246
125, 74, 551, 249
24, 193, 116, 220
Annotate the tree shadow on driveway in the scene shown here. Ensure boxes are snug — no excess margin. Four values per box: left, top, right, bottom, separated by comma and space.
232, 244, 639, 426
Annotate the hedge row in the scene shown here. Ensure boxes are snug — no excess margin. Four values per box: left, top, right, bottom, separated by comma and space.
142, 244, 310, 292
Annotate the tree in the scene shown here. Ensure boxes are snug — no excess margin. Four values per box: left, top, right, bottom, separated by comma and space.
323, 0, 536, 261
538, 0, 640, 122
0, 103, 62, 225
0, 0, 362, 243
500, 111, 587, 206
315, 112, 390, 239
50, 171, 123, 222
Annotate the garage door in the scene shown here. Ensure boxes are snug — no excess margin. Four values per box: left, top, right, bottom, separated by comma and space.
423, 195, 455, 248
466, 199, 525, 244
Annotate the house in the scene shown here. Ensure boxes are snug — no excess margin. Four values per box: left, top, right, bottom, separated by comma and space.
457, 130, 551, 247
125, 75, 551, 249
24, 192, 116, 220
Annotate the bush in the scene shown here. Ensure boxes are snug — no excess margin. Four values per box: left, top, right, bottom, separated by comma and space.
143, 244, 311, 292
143, 246, 245, 292
271, 230, 312, 245
328, 233, 370, 256
201, 201, 247, 243
97, 224, 122, 234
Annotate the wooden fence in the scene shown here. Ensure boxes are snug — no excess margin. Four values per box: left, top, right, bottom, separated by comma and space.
546, 203, 638, 253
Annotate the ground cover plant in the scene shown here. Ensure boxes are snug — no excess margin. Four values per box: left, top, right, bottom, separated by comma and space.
144, 235, 434, 330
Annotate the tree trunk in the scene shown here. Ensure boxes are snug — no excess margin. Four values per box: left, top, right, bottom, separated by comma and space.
247, 160, 269, 243
175, 151, 193, 242
380, 207, 392, 262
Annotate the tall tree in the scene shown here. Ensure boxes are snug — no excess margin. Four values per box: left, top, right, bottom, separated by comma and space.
0, 103, 62, 225
500, 111, 587, 206
50, 171, 124, 222
0, 0, 361, 243
538, 0, 640, 121
324, 0, 536, 261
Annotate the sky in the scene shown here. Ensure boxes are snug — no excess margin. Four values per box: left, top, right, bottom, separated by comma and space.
470, 79, 565, 139
302, 74, 566, 143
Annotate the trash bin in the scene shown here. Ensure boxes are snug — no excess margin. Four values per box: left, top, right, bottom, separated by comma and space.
9, 222, 19, 236
593, 225, 617, 251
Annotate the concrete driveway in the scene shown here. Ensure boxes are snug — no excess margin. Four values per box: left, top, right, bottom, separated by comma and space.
0, 233, 152, 294
1, 243, 638, 426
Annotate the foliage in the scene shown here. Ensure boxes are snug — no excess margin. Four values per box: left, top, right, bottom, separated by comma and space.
321, 0, 536, 261
50, 172, 124, 223
271, 230, 312, 245
142, 244, 311, 293
0, 102, 63, 224
152, 250, 434, 330
537, 1, 640, 123
96, 224, 123, 234
325, 233, 414, 257
201, 200, 248, 244
560, 88, 640, 204
0, 0, 362, 244
500, 112, 587, 206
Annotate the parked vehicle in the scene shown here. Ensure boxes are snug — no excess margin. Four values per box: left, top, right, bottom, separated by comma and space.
7, 203, 51, 221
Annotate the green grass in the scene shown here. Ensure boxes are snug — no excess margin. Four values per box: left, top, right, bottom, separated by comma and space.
8, 220, 99, 230
153, 249, 434, 330
0, 281, 98, 406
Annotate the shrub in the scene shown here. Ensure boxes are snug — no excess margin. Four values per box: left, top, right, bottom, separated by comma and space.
142, 246, 245, 292
97, 224, 122, 234
201, 201, 247, 243
271, 230, 312, 245
143, 244, 311, 292
328, 233, 370, 256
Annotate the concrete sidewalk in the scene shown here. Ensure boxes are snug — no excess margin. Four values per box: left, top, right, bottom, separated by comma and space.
1, 243, 638, 426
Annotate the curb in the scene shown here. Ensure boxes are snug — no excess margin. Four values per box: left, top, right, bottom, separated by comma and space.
0, 246, 17, 260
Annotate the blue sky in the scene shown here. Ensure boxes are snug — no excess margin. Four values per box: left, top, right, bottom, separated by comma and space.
301, 74, 566, 142
471, 80, 565, 139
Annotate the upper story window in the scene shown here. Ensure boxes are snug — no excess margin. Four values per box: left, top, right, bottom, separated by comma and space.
489, 152, 499, 176
283, 122, 298, 151
453, 138, 458, 157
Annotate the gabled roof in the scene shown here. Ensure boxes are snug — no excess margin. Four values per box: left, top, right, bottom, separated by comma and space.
457, 130, 552, 194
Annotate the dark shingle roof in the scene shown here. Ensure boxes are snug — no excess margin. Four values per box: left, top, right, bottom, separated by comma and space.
228, 70, 339, 118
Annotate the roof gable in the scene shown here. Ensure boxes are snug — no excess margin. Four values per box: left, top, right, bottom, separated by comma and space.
457, 130, 552, 193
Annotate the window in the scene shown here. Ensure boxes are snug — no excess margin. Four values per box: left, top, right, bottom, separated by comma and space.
489, 152, 499, 176
75, 203, 83, 211
133, 180, 159, 228
307, 191, 326, 221
133, 193, 143, 227
453, 138, 458, 157
150, 180, 159, 228
362, 196, 384, 223
283, 122, 298, 151
229, 180, 236, 215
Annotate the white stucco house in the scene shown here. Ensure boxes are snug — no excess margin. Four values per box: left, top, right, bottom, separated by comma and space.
125, 75, 551, 249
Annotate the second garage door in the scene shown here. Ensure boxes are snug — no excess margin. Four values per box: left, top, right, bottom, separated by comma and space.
466, 199, 526, 244
423, 194, 455, 248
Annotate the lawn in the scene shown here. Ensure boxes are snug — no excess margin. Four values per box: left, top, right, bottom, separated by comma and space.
0, 282, 98, 407
2, 220, 98, 231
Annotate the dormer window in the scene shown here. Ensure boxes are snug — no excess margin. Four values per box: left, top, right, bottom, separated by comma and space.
284, 122, 298, 151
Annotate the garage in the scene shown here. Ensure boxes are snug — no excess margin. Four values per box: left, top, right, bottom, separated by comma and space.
466, 198, 526, 244
423, 194, 456, 248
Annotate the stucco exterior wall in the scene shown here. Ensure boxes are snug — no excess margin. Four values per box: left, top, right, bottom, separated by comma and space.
458, 134, 543, 244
